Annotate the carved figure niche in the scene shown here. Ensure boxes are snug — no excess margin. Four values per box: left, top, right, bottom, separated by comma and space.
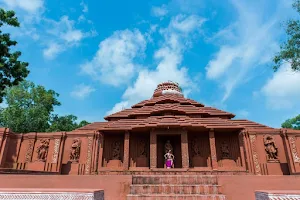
136, 139, 148, 167
191, 138, 206, 167
36, 138, 50, 162
70, 138, 81, 162
138, 139, 146, 157
221, 141, 230, 159
112, 141, 121, 160
264, 135, 278, 161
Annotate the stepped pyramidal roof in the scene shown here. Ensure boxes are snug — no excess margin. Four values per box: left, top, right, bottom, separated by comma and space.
78, 82, 275, 132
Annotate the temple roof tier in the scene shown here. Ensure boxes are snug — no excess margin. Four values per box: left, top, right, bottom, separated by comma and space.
78, 116, 245, 131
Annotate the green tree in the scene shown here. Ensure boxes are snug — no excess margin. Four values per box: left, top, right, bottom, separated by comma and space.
282, 114, 300, 130
0, 9, 30, 103
273, 0, 300, 71
47, 114, 90, 132
0, 81, 60, 133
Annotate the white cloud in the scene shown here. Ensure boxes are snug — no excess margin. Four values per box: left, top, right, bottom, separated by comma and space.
205, 0, 289, 102
61, 30, 83, 43
107, 14, 205, 115
151, 5, 168, 17
1, 0, 43, 13
261, 63, 300, 109
71, 84, 95, 100
80, 29, 147, 87
80, 1, 88, 13
43, 43, 64, 60
236, 110, 249, 118
43, 15, 95, 59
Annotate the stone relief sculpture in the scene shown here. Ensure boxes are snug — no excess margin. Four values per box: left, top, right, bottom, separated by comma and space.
70, 138, 81, 162
36, 138, 50, 162
191, 138, 201, 156
138, 139, 146, 156
221, 141, 230, 159
164, 140, 173, 154
112, 141, 121, 160
264, 135, 278, 160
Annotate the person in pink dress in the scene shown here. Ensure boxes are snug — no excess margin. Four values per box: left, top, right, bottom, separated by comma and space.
164, 149, 175, 169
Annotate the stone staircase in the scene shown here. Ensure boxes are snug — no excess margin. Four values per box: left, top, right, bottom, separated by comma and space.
127, 175, 226, 200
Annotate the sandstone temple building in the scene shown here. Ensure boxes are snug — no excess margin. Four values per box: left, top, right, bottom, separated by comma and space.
0, 82, 300, 200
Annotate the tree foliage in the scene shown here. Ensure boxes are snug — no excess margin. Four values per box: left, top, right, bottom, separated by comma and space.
282, 114, 300, 130
47, 114, 90, 132
273, 1, 300, 71
0, 9, 30, 103
0, 81, 90, 133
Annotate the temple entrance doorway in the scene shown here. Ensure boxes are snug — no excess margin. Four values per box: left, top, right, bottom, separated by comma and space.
157, 135, 182, 168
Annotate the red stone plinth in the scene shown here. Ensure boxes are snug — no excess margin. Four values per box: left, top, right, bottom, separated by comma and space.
107, 160, 122, 169
192, 156, 207, 167
136, 156, 148, 167
26, 162, 45, 171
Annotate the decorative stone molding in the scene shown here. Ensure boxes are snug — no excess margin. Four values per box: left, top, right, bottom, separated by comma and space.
289, 136, 300, 163
255, 191, 300, 200
0, 190, 104, 200
249, 135, 261, 175
52, 139, 61, 163
25, 139, 35, 162
85, 136, 93, 175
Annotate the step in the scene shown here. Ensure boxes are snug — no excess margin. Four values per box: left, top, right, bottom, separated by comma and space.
132, 175, 218, 185
127, 194, 226, 200
130, 184, 221, 195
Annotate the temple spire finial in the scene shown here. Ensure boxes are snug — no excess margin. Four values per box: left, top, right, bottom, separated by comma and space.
153, 81, 183, 97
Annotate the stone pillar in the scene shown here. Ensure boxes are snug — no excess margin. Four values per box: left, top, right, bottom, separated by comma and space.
150, 129, 157, 169
238, 130, 247, 169
0, 129, 6, 167
97, 132, 104, 171
123, 131, 130, 170
181, 129, 189, 168
209, 129, 218, 170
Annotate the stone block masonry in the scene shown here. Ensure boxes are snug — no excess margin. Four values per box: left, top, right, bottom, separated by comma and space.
127, 175, 226, 200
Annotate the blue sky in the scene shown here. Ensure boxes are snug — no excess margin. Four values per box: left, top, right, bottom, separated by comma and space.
0, 0, 300, 128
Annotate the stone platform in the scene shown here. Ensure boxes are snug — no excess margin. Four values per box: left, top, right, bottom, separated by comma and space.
127, 175, 226, 200
255, 190, 300, 200
0, 188, 104, 200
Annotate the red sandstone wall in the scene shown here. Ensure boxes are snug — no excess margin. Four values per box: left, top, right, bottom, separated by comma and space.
0, 175, 132, 200
219, 175, 300, 200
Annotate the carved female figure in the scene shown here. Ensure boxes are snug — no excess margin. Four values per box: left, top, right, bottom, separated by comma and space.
138, 139, 146, 157
264, 135, 278, 160
164, 149, 175, 169
221, 141, 230, 159
70, 138, 81, 162
36, 139, 50, 162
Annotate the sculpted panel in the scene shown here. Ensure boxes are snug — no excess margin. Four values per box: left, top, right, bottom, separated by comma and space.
70, 138, 81, 162
36, 138, 50, 162
264, 135, 278, 161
